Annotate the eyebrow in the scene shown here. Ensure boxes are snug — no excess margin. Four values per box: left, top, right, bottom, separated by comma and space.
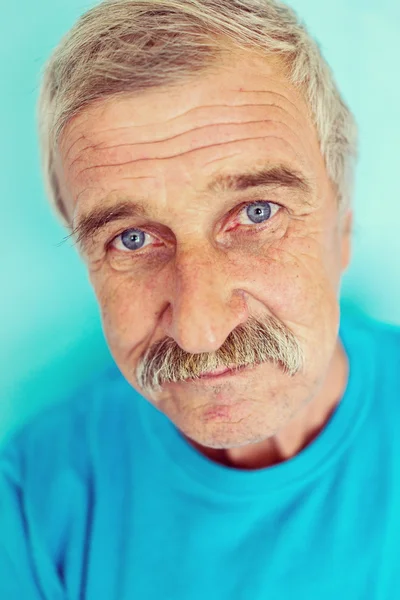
71, 164, 311, 249
206, 165, 311, 196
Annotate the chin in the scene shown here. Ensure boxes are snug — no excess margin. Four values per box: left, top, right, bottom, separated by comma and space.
189, 429, 271, 451
172, 400, 285, 450
156, 368, 314, 450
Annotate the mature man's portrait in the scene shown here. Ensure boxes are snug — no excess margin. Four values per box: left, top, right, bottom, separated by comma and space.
1, 0, 399, 597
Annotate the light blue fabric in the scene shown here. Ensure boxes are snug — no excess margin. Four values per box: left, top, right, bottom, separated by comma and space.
1, 311, 400, 599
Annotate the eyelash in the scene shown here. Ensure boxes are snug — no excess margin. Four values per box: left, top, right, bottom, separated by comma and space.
108, 200, 282, 254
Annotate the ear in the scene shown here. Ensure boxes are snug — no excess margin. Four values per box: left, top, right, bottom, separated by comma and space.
340, 210, 353, 272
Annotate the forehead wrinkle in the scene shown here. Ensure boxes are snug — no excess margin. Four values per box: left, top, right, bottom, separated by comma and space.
69, 115, 311, 186
63, 133, 86, 164
67, 117, 296, 173
72, 110, 307, 160
65, 91, 303, 137
73, 174, 155, 213
230, 89, 306, 120
62, 92, 308, 166
72, 133, 304, 185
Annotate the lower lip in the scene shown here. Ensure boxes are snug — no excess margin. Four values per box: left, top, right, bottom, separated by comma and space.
198, 366, 237, 379
187, 364, 251, 384
162, 364, 258, 392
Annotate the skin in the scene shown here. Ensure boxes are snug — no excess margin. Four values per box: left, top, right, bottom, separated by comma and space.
55, 49, 352, 470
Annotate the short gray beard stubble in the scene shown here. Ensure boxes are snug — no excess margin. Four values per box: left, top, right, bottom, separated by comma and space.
135, 314, 304, 395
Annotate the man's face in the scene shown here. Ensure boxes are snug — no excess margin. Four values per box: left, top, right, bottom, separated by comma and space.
56, 50, 351, 449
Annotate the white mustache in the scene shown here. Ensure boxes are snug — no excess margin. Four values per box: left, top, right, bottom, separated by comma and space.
136, 315, 304, 394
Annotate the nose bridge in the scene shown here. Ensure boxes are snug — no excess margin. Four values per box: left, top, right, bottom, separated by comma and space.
175, 246, 226, 323
176, 245, 221, 294
165, 245, 247, 354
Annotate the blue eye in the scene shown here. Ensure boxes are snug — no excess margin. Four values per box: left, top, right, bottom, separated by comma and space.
121, 229, 145, 250
246, 202, 271, 223
111, 228, 149, 252
238, 201, 279, 225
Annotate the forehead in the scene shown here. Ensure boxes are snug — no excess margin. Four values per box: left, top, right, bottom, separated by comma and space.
56, 50, 326, 220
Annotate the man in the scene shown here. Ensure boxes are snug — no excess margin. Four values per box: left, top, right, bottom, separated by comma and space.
1, 0, 399, 597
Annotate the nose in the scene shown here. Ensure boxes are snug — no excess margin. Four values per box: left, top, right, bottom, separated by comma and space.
162, 250, 248, 354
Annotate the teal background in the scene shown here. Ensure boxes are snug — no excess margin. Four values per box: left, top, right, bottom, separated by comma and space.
1, 0, 399, 440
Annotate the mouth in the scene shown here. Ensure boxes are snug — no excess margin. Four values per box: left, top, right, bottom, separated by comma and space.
158, 362, 262, 391
192, 364, 249, 381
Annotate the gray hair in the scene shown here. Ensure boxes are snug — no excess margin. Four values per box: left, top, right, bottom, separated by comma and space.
37, 0, 358, 226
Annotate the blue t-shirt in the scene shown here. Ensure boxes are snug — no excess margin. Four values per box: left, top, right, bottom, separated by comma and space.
1, 312, 400, 599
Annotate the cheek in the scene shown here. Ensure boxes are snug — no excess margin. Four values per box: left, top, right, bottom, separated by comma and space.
248, 236, 340, 333
89, 269, 158, 355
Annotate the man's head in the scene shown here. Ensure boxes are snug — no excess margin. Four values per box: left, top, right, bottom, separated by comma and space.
37, 0, 357, 449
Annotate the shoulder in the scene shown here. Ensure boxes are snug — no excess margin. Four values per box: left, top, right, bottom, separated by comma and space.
0, 362, 141, 487
340, 310, 400, 414
0, 364, 143, 596
341, 310, 400, 360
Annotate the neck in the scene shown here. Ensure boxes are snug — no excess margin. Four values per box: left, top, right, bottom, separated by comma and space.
187, 339, 349, 470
